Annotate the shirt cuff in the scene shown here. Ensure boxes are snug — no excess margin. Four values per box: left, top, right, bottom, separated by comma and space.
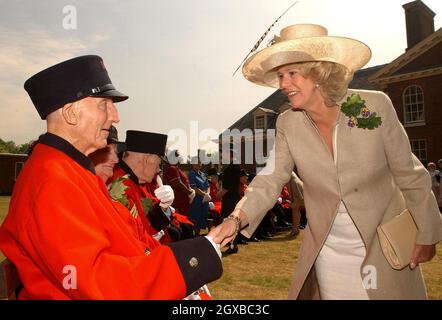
161, 207, 172, 220
204, 236, 222, 259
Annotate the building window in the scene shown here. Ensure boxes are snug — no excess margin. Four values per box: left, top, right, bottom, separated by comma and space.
15, 162, 24, 180
403, 85, 424, 124
255, 115, 266, 129
410, 139, 427, 163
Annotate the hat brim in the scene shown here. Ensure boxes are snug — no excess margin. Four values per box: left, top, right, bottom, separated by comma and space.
242, 36, 371, 88
107, 137, 125, 145
90, 89, 128, 102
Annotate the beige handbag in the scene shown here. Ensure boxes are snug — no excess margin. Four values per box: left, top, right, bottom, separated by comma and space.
376, 209, 418, 270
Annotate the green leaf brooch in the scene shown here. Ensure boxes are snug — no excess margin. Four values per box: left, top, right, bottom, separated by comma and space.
108, 174, 139, 218
341, 94, 382, 129
108, 174, 130, 206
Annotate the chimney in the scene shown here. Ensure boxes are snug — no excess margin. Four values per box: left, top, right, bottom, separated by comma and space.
403, 0, 435, 50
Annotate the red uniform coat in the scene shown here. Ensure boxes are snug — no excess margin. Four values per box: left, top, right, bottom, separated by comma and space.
280, 186, 291, 210
240, 183, 247, 198
0, 133, 222, 299
163, 165, 191, 216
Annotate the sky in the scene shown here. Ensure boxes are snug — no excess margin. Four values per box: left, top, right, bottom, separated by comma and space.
1, 0, 441, 153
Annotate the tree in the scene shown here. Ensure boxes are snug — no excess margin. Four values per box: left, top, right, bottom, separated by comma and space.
0, 138, 35, 154
17, 141, 34, 154
0, 138, 18, 153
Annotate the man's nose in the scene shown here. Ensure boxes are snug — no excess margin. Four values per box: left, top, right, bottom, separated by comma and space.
111, 151, 119, 164
108, 102, 120, 123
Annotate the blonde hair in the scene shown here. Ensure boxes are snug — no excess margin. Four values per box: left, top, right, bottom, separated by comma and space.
295, 62, 353, 106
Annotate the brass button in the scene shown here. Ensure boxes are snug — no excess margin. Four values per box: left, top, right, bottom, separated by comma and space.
189, 257, 199, 268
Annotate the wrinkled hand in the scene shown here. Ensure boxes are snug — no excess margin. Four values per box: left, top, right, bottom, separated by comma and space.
154, 185, 175, 209
410, 244, 436, 269
208, 218, 238, 248
188, 189, 196, 204
202, 193, 212, 203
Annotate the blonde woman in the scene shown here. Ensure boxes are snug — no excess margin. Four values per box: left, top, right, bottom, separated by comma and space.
210, 24, 442, 299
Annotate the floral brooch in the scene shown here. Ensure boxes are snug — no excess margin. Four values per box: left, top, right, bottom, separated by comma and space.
108, 174, 138, 218
108, 174, 130, 207
341, 94, 382, 129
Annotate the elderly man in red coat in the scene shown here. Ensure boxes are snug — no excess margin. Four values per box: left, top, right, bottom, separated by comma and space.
0, 55, 222, 299
111, 131, 192, 243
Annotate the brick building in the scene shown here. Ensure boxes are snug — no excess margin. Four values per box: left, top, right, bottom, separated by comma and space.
0, 154, 28, 195
369, 0, 442, 164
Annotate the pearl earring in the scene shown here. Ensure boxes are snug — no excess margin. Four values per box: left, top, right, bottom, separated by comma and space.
315, 83, 320, 88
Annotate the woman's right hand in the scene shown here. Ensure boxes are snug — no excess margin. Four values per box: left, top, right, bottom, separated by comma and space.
209, 209, 248, 247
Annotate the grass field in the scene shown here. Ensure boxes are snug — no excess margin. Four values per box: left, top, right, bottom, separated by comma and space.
209, 230, 442, 300
0, 196, 10, 261
0, 196, 440, 299
0, 196, 9, 223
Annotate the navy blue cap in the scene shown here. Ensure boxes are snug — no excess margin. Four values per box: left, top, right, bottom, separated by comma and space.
107, 125, 125, 145
125, 130, 168, 156
24, 55, 128, 119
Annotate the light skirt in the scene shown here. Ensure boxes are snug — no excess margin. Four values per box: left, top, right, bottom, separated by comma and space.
314, 201, 369, 300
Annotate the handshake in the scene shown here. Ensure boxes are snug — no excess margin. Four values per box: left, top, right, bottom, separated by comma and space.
207, 209, 246, 248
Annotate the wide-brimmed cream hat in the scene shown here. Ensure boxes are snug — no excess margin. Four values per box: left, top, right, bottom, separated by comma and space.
242, 24, 371, 88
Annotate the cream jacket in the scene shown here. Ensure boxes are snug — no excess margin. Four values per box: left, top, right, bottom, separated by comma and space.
236, 89, 442, 299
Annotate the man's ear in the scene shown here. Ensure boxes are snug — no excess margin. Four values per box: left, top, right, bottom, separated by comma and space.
61, 102, 79, 125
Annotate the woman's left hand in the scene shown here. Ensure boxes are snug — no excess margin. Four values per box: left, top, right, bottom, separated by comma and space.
410, 244, 436, 269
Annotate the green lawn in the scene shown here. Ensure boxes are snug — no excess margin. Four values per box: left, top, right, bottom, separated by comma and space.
0, 196, 9, 222
0, 196, 440, 299
211, 230, 442, 300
